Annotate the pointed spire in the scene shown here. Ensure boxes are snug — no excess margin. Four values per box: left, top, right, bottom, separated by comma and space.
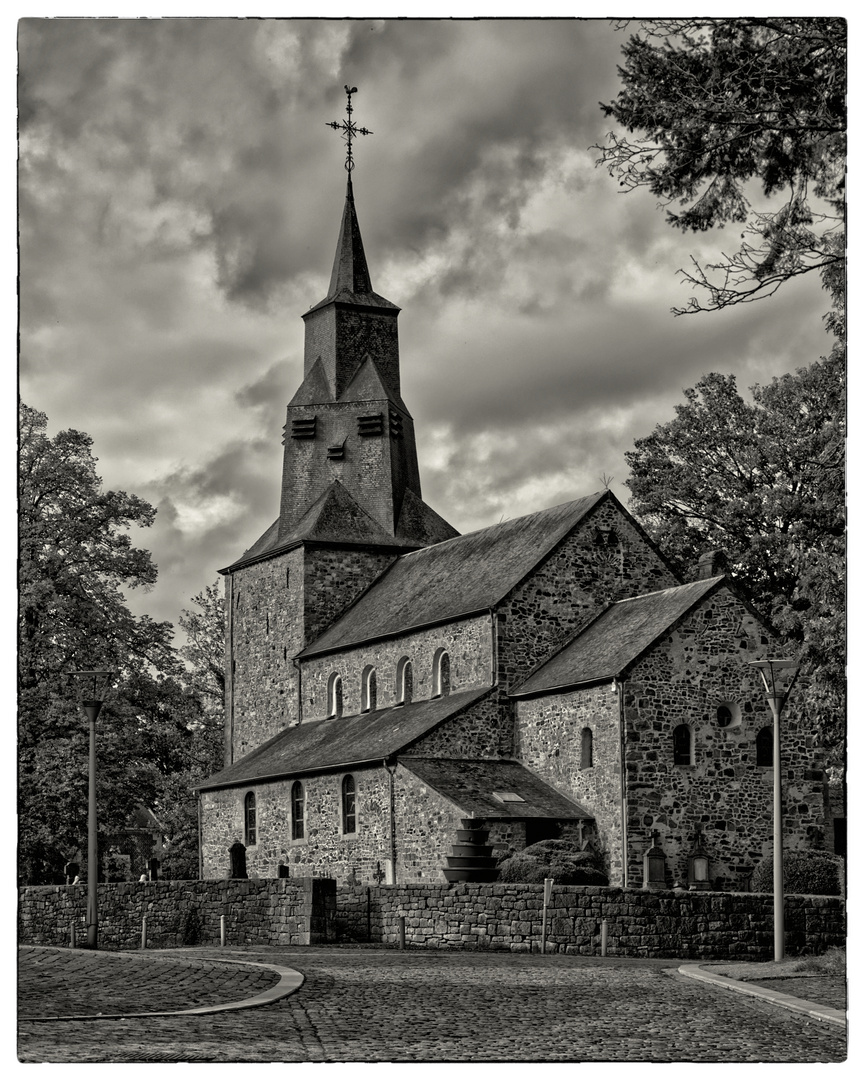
327, 175, 373, 298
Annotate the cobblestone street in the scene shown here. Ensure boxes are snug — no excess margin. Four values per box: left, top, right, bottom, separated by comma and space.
18, 946, 846, 1062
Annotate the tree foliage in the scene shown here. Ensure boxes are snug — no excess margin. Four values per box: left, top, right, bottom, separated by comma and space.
596, 18, 846, 314
625, 352, 845, 756
18, 404, 224, 883
156, 582, 227, 880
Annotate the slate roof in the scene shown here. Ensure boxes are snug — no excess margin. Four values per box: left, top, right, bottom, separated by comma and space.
513, 576, 725, 697
301, 492, 607, 657
222, 479, 459, 572
402, 758, 593, 820
196, 687, 492, 791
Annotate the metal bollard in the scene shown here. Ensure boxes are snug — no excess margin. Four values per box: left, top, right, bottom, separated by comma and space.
141, 915, 147, 949
398, 915, 405, 950
220, 914, 226, 947
601, 919, 608, 957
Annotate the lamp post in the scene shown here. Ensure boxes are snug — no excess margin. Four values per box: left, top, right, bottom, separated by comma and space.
749, 658, 799, 962
69, 670, 114, 950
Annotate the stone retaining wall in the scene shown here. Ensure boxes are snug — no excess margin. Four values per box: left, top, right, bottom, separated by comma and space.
18, 878, 336, 951
335, 883, 845, 959
19, 880, 844, 959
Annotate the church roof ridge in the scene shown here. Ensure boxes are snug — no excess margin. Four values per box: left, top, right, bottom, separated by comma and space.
299, 492, 607, 658
397, 491, 607, 562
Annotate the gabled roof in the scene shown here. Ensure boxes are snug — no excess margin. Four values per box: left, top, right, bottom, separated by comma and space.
221, 479, 458, 572
283, 480, 406, 547
300, 492, 607, 657
402, 758, 593, 820
513, 576, 726, 697
288, 357, 332, 407
196, 687, 492, 791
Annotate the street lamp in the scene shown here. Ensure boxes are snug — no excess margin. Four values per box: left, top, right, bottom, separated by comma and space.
749, 658, 799, 962
69, 670, 114, 950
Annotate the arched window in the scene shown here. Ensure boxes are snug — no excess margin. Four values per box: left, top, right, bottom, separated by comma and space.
291, 781, 305, 840
580, 727, 593, 769
395, 657, 413, 705
327, 672, 343, 719
673, 724, 693, 766
756, 726, 773, 767
432, 648, 451, 697
244, 791, 257, 846
341, 774, 356, 834
361, 666, 377, 712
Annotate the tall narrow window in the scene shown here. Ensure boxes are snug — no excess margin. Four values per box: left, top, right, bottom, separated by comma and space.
673, 724, 693, 766
244, 791, 257, 846
580, 727, 593, 769
432, 649, 451, 697
361, 666, 377, 712
291, 781, 305, 840
327, 672, 343, 719
756, 726, 773, 767
342, 774, 356, 834
395, 657, 413, 705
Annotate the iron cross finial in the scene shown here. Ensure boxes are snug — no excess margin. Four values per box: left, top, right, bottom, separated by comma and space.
326, 84, 373, 173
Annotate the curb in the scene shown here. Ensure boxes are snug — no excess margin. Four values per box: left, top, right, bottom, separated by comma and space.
20, 953, 304, 1023
678, 964, 846, 1028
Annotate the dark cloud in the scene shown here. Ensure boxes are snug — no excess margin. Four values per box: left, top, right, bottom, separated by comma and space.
18, 17, 837, 632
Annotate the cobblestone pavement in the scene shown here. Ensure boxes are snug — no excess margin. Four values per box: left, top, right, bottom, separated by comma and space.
18, 947, 280, 1018
18, 946, 847, 1063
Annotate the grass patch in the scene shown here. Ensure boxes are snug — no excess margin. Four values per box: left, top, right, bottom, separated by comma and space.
790, 947, 845, 976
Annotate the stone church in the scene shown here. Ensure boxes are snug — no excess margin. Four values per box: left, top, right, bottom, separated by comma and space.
198, 159, 828, 891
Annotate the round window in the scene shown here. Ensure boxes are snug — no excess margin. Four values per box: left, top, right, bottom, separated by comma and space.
716, 701, 741, 728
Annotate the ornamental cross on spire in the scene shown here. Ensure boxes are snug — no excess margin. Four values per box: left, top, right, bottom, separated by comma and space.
326, 85, 373, 173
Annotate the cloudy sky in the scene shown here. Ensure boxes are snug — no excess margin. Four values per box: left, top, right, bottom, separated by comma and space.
18, 15, 835, 631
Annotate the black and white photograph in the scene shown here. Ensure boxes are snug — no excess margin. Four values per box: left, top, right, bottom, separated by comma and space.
17, 11, 847, 1064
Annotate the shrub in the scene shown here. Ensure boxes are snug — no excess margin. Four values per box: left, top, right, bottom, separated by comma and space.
751, 849, 843, 896
497, 838, 609, 886
179, 906, 203, 945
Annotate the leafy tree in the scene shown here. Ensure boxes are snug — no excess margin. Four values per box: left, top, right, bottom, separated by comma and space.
596, 18, 846, 314
155, 582, 226, 879
18, 403, 188, 883
626, 351, 844, 756
177, 581, 225, 720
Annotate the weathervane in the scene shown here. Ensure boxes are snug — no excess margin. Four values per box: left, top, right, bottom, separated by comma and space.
326, 85, 372, 173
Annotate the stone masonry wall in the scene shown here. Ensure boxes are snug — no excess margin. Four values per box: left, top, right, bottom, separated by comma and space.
20, 881, 844, 960
226, 547, 305, 761
406, 690, 512, 758
300, 615, 494, 722
201, 765, 393, 884
227, 545, 396, 760
621, 587, 826, 889
302, 546, 397, 651
200, 762, 521, 886
515, 683, 624, 883
498, 498, 679, 693
18, 878, 335, 950
334, 882, 844, 959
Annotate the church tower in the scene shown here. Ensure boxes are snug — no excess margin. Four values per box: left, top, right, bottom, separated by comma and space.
221, 88, 457, 764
